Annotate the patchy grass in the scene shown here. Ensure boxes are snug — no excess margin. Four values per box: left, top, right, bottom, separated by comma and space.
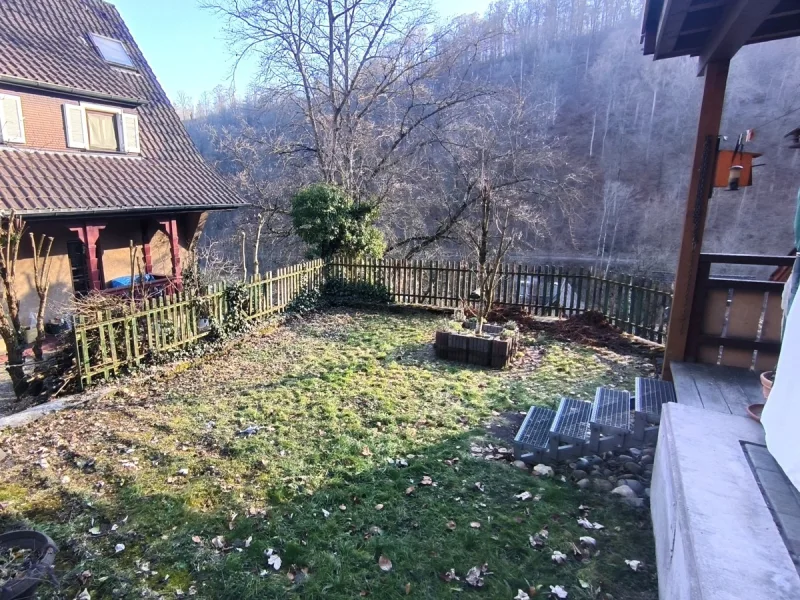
0, 309, 659, 599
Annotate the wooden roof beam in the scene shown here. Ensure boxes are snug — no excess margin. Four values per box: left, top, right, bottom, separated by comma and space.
698, 0, 784, 75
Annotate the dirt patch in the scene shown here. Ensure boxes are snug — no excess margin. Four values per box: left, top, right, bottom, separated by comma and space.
487, 307, 660, 356
484, 410, 527, 445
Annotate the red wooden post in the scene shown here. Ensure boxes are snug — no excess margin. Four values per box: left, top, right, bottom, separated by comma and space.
69, 223, 106, 291
160, 218, 182, 290
141, 221, 153, 275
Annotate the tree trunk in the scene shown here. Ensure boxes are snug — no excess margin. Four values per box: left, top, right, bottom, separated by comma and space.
3, 332, 26, 395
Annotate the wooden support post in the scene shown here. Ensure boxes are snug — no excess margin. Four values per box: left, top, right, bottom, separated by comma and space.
69, 223, 106, 291
662, 60, 729, 380
141, 221, 153, 275
159, 218, 182, 291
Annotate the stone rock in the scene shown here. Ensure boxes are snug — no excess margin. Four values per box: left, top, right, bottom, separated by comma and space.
0, 449, 6, 462
629, 448, 643, 458
572, 469, 588, 481
640, 455, 654, 466
577, 478, 591, 490
602, 468, 613, 477
593, 479, 614, 492
620, 479, 645, 495
606, 459, 618, 468
612, 484, 637, 500
624, 462, 642, 475
624, 497, 645, 508
642, 447, 656, 456
643, 464, 654, 474
644, 487, 651, 498
575, 457, 591, 470
589, 455, 604, 466
617, 454, 634, 463
533, 464, 554, 477
512, 460, 528, 470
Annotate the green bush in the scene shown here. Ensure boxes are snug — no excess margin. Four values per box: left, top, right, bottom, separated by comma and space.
287, 277, 393, 314
322, 277, 393, 306
287, 286, 323, 314
290, 184, 385, 259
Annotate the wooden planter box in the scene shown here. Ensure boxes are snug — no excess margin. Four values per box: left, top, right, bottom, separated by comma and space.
434, 330, 517, 369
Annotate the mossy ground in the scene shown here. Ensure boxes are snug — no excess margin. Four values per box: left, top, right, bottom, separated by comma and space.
0, 309, 660, 599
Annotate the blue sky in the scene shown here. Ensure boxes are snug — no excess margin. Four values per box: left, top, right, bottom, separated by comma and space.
111, 0, 492, 104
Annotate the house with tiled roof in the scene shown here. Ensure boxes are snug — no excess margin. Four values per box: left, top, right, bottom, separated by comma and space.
0, 0, 244, 318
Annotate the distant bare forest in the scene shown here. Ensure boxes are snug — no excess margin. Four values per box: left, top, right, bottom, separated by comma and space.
179, 0, 800, 280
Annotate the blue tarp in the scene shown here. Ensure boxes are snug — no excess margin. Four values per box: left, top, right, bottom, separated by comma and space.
108, 274, 156, 288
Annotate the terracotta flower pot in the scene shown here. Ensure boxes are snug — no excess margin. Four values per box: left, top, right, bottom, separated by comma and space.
760, 371, 775, 401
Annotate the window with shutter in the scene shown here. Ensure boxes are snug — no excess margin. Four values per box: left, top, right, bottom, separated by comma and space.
0, 95, 25, 144
63, 104, 88, 149
121, 114, 140, 153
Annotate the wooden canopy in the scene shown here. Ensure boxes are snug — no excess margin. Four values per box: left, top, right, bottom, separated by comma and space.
642, 0, 800, 378
642, 0, 800, 73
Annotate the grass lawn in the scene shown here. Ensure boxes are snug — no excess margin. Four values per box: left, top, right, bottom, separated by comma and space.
0, 309, 660, 599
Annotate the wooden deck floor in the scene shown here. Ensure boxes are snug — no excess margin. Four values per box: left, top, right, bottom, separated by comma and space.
671, 362, 763, 417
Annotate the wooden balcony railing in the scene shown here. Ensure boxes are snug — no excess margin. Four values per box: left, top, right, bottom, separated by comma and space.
686, 253, 795, 371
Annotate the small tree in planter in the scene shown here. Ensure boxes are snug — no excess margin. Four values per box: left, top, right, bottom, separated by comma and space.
435, 91, 586, 333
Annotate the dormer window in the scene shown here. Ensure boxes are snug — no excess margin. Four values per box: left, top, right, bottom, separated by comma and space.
89, 33, 135, 69
63, 103, 140, 154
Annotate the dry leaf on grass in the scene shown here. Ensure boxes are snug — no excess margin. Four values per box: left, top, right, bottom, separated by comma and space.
577, 518, 604, 530
465, 566, 484, 588
515, 491, 533, 501
191, 536, 202, 544
470, 521, 481, 529
439, 568, 459, 582
420, 475, 433, 486
446, 520, 456, 530
549, 585, 568, 598
374, 504, 384, 511
378, 555, 393, 572
405, 486, 415, 495
266, 548, 282, 570
625, 559, 642, 571
211, 536, 225, 549
361, 446, 372, 456
551, 550, 567, 564
514, 590, 531, 600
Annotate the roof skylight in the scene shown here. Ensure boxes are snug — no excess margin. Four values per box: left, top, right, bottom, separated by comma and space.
89, 33, 135, 69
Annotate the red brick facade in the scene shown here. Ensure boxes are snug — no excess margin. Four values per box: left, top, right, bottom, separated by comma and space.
0, 85, 136, 153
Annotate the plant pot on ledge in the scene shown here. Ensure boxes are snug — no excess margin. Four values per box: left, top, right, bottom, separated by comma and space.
747, 371, 774, 422
434, 329, 518, 369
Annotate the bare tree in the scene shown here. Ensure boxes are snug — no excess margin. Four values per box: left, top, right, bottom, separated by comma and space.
0, 214, 27, 394
433, 92, 587, 331
29, 232, 54, 361
203, 0, 495, 244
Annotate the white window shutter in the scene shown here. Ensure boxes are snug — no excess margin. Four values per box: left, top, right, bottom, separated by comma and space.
63, 104, 88, 149
120, 113, 140, 153
0, 95, 25, 143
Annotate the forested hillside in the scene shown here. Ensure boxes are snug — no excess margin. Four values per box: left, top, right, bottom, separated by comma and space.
183, 0, 800, 278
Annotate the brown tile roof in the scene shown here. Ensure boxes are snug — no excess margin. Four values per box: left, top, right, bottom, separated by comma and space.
0, 0, 245, 215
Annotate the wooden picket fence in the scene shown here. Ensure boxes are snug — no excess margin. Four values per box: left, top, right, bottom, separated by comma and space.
72, 260, 324, 388
327, 258, 673, 343
72, 256, 672, 389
